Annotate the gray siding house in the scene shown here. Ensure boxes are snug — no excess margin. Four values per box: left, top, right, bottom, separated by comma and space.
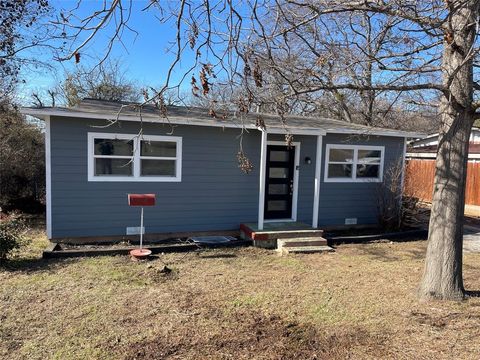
23, 99, 420, 242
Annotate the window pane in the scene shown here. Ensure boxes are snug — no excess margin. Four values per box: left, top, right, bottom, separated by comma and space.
141, 159, 176, 176
269, 167, 289, 178
268, 200, 287, 211
358, 150, 381, 163
328, 164, 352, 178
95, 158, 132, 176
94, 139, 133, 156
270, 150, 289, 162
329, 148, 354, 163
269, 184, 289, 195
357, 164, 380, 178
141, 141, 176, 157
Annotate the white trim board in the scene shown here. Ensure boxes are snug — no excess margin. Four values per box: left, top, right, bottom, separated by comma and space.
21, 107, 424, 138
22, 108, 326, 135
87, 132, 182, 182
326, 127, 424, 139
312, 135, 323, 228
45, 116, 52, 239
257, 130, 268, 230
266, 140, 301, 222
324, 144, 385, 183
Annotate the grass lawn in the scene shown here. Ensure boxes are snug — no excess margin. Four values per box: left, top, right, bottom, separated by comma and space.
1, 229, 480, 359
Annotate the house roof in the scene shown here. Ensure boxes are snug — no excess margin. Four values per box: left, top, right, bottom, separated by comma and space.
21, 98, 424, 138
410, 127, 480, 146
408, 143, 480, 154
407, 141, 480, 160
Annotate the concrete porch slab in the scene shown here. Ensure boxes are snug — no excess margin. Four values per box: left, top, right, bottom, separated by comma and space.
242, 221, 316, 232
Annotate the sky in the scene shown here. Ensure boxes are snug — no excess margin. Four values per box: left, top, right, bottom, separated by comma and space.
18, 0, 200, 105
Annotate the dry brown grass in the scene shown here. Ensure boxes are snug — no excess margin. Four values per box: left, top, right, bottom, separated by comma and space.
1, 230, 480, 359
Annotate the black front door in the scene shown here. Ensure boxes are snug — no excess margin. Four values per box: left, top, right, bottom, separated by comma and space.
264, 145, 295, 219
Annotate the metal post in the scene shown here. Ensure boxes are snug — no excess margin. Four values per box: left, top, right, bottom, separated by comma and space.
140, 207, 144, 250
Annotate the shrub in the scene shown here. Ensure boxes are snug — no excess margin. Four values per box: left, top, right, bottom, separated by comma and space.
0, 213, 29, 262
376, 161, 423, 232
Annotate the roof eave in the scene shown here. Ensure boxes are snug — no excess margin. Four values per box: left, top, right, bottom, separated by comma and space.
327, 128, 426, 139
20, 107, 425, 138
21, 107, 50, 120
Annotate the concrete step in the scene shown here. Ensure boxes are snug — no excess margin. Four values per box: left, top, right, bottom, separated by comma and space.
240, 224, 324, 242
278, 237, 328, 248
275, 230, 324, 239
280, 245, 335, 254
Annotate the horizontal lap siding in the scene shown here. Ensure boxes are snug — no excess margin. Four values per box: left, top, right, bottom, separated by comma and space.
318, 134, 404, 227
50, 116, 405, 237
50, 117, 261, 238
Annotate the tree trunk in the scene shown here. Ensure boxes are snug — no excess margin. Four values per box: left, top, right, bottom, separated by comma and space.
418, 1, 478, 300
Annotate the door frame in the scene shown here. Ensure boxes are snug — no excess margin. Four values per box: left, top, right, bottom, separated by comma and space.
264, 141, 300, 222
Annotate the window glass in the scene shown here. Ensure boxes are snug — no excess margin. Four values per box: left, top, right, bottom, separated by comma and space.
94, 139, 133, 156
329, 148, 354, 163
356, 164, 380, 178
90, 134, 181, 181
358, 150, 381, 164
328, 164, 353, 178
269, 167, 289, 178
326, 146, 383, 181
268, 200, 287, 211
95, 158, 133, 176
269, 184, 289, 195
141, 159, 176, 176
270, 151, 289, 162
141, 141, 176, 157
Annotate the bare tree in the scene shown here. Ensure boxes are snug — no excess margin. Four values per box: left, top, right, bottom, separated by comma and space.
55, 60, 140, 107
54, 0, 480, 300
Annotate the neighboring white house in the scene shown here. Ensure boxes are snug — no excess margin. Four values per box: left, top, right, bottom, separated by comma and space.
410, 127, 480, 149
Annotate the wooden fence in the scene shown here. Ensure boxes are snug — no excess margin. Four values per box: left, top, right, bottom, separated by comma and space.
405, 159, 480, 206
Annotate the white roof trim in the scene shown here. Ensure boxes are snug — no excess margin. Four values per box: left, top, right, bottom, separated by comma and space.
406, 152, 436, 159
326, 127, 424, 139
21, 107, 253, 129
260, 126, 326, 136
21, 107, 423, 138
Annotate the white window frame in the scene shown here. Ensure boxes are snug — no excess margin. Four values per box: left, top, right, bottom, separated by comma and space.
87, 132, 182, 182
324, 144, 384, 183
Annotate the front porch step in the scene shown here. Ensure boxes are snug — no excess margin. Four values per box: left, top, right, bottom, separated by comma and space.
280, 245, 335, 254
240, 223, 324, 241
276, 230, 325, 239
278, 237, 328, 248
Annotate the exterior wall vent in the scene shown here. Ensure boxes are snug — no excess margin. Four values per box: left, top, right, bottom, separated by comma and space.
345, 218, 358, 225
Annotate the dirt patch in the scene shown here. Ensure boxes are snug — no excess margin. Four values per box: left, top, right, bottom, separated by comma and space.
3, 229, 480, 359
124, 310, 388, 360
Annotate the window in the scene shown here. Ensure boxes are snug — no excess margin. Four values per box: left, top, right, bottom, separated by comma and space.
88, 133, 182, 182
324, 144, 384, 182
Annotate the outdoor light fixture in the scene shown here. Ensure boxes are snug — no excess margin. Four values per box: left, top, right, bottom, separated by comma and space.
304, 156, 312, 164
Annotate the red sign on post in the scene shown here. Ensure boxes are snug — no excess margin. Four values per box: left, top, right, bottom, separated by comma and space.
128, 194, 156, 207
